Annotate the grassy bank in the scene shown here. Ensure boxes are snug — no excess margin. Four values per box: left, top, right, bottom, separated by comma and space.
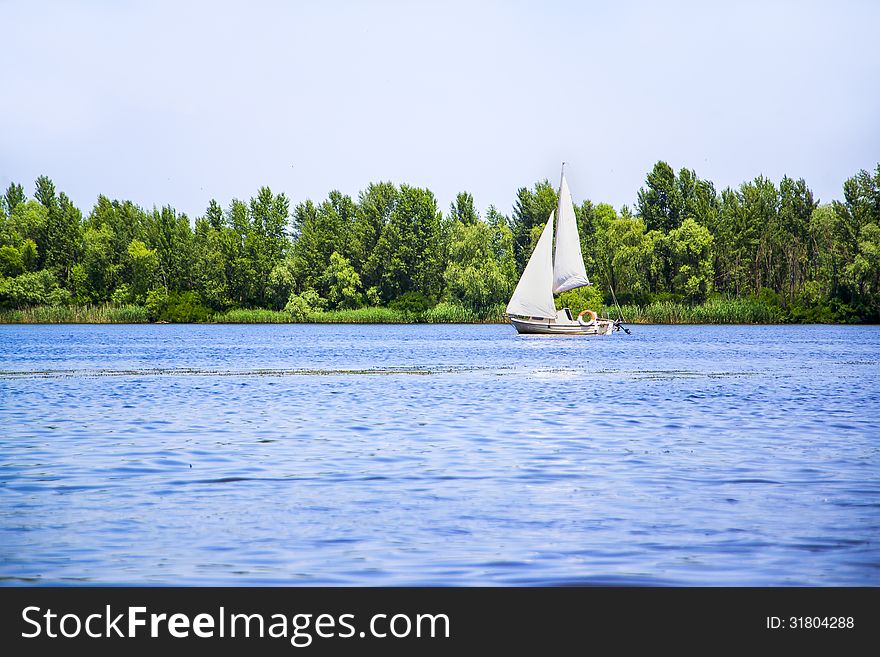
0, 303, 503, 324
617, 298, 785, 324
0, 304, 148, 324
212, 308, 294, 323
0, 298, 858, 325
213, 304, 505, 324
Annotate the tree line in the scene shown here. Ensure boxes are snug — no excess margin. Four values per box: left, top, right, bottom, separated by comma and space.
1, 161, 878, 322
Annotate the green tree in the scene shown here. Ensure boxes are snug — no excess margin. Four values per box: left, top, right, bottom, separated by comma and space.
86, 196, 147, 270
368, 185, 444, 303
352, 182, 397, 285
665, 218, 715, 301
774, 176, 816, 301
34, 176, 56, 211
1, 200, 47, 271
78, 223, 118, 301
593, 211, 654, 300
247, 186, 291, 306
826, 165, 880, 315
678, 168, 720, 228
224, 198, 255, 304
192, 213, 231, 310
321, 251, 362, 309
57, 193, 83, 276
286, 192, 355, 296
285, 199, 322, 293
34, 177, 82, 281
146, 205, 193, 292
486, 205, 517, 291
849, 222, 880, 304
0, 245, 25, 277
808, 203, 839, 301
713, 176, 777, 296
205, 199, 224, 230
637, 163, 719, 294
82, 196, 156, 303
127, 239, 159, 302
448, 192, 479, 225
637, 161, 680, 233
443, 220, 511, 313
3, 183, 26, 217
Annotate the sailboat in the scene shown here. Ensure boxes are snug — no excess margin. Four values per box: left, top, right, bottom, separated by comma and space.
505, 166, 619, 335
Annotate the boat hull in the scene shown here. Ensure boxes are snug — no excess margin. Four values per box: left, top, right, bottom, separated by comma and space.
507, 316, 615, 336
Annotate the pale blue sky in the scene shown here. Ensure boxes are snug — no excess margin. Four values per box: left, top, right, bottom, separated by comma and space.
2, 0, 878, 219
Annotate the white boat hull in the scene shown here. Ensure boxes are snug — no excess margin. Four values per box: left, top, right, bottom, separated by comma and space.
507, 315, 615, 336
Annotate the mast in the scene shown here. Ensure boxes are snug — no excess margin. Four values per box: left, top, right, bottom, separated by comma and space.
556, 161, 565, 254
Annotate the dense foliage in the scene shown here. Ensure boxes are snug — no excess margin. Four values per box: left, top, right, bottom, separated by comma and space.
1, 162, 878, 323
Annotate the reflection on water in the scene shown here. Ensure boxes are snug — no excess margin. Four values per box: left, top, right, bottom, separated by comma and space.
0, 324, 878, 585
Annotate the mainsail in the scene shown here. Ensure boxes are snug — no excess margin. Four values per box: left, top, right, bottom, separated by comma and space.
552, 173, 590, 293
505, 212, 557, 319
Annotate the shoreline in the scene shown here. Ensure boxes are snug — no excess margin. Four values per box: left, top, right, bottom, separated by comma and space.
1, 298, 873, 326
0, 319, 874, 327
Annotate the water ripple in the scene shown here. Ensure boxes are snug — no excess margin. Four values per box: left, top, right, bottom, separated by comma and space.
0, 323, 878, 585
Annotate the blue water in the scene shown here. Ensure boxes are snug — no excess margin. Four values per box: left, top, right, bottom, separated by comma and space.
0, 324, 878, 585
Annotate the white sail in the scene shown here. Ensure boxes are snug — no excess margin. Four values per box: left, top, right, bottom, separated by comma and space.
552, 173, 590, 293
505, 212, 557, 319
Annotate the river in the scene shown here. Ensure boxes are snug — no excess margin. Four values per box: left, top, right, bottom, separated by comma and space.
1, 323, 878, 585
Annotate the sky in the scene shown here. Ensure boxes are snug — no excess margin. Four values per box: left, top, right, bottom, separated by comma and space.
2, 0, 879, 220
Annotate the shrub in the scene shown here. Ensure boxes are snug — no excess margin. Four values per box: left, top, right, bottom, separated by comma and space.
45, 287, 73, 307
0, 245, 24, 277
111, 284, 133, 305
389, 291, 435, 315
145, 289, 211, 322
215, 309, 292, 323
284, 294, 311, 321
284, 288, 327, 320
0, 269, 59, 308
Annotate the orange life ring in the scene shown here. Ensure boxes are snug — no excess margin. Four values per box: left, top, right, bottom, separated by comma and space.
577, 309, 597, 326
